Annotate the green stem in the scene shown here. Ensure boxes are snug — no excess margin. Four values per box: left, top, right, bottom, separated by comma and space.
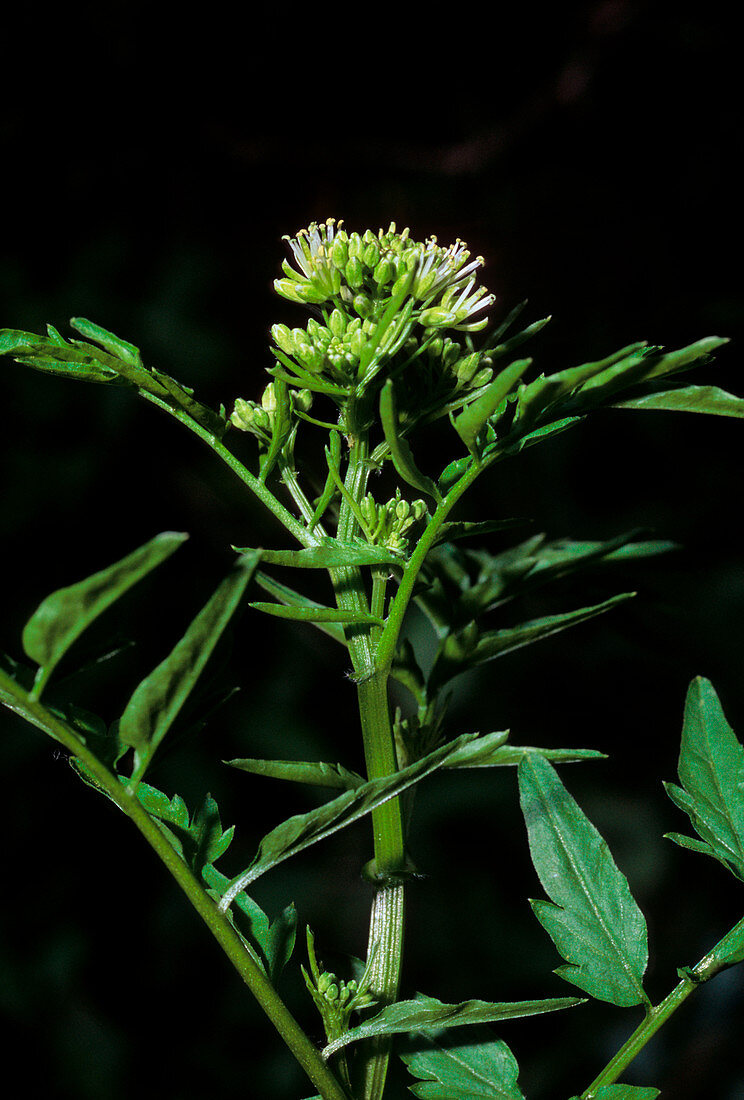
0, 670, 349, 1100
375, 456, 482, 673
580, 915, 744, 1097
138, 390, 314, 546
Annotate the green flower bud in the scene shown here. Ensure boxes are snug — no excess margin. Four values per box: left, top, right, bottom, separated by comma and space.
419, 307, 458, 329
391, 270, 413, 298
273, 278, 328, 305
347, 232, 363, 260
373, 257, 395, 288
456, 352, 481, 385
329, 309, 346, 339
292, 389, 314, 413
261, 382, 278, 413
363, 240, 380, 268
230, 398, 257, 432
349, 328, 367, 357
471, 366, 493, 388
353, 292, 374, 319
330, 236, 348, 269
271, 323, 294, 356
345, 257, 365, 289
395, 499, 411, 521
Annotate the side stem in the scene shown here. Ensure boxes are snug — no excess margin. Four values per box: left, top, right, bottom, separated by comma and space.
580, 915, 744, 1097
0, 670, 350, 1100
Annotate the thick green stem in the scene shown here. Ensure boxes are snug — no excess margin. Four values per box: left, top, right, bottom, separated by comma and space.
0, 670, 349, 1100
580, 915, 744, 1097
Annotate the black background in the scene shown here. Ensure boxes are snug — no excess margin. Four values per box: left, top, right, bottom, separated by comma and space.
1, 2, 743, 1097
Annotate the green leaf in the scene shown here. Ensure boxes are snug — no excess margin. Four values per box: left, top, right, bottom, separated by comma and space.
433, 519, 527, 546
120, 551, 260, 782
69, 318, 228, 437
380, 379, 442, 502
613, 383, 744, 418
22, 532, 188, 696
219, 733, 480, 908
399, 1029, 525, 1100
443, 732, 605, 769
431, 592, 635, 688
323, 992, 580, 1060
592, 1087, 660, 1099
664, 677, 744, 880
249, 602, 383, 627
202, 864, 297, 982
226, 757, 364, 790
453, 358, 532, 456
519, 755, 649, 1007
0, 326, 126, 383
252, 571, 347, 645
69, 317, 143, 366
234, 540, 400, 569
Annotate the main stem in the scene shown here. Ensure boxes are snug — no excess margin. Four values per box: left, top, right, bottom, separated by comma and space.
330, 431, 408, 1099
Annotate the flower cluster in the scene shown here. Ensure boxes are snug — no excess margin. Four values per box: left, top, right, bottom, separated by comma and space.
360, 490, 427, 552
275, 219, 495, 334
302, 929, 377, 1045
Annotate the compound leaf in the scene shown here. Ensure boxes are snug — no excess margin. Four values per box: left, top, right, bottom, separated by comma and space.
519, 754, 649, 1007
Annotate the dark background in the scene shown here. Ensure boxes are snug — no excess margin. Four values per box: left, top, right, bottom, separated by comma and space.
1, 2, 743, 1097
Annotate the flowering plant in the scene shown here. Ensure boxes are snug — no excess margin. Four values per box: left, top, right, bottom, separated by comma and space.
2, 221, 744, 1099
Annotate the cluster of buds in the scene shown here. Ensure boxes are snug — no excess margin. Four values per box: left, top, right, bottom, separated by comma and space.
360, 490, 428, 551
230, 381, 312, 441
275, 219, 495, 333
302, 928, 377, 1044
395, 335, 497, 425
272, 312, 369, 387
230, 381, 280, 441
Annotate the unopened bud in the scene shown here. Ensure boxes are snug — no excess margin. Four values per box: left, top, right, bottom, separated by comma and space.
261, 383, 278, 413
419, 307, 458, 329
329, 309, 346, 339
271, 323, 294, 356
346, 257, 365, 290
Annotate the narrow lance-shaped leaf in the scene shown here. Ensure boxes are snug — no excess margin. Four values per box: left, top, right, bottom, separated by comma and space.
323, 992, 581, 1061
22, 531, 188, 698
443, 730, 605, 769
219, 733, 480, 911
399, 1029, 525, 1100
233, 541, 400, 569
664, 676, 744, 880
121, 551, 261, 782
519, 754, 649, 1007
613, 383, 744, 419
590, 1087, 660, 1099
226, 757, 365, 790
380, 378, 442, 502
252, 570, 347, 645
249, 602, 383, 627
431, 592, 635, 689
